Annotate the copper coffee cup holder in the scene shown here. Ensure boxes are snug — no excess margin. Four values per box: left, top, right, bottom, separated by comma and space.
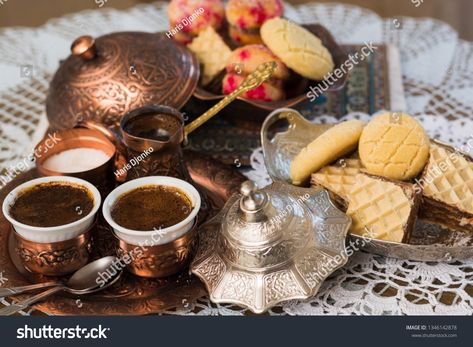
115, 220, 198, 278
12, 224, 94, 277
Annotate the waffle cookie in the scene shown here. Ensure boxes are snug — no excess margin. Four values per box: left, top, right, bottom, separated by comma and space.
346, 173, 421, 243
418, 143, 473, 232
188, 26, 232, 85
310, 158, 362, 208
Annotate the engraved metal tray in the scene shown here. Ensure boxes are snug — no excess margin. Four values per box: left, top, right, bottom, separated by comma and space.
0, 151, 245, 315
260, 108, 473, 262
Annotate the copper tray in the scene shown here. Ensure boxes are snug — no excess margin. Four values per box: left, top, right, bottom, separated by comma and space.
0, 150, 245, 315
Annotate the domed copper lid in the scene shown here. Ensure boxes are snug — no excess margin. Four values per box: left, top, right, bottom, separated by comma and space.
46, 32, 200, 130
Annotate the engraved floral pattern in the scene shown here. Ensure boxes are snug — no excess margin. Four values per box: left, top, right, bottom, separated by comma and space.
263, 270, 304, 305
220, 271, 256, 307
294, 249, 336, 289
15, 241, 91, 269
118, 238, 197, 273
193, 221, 220, 263
46, 32, 198, 130
193, 254, 226, 293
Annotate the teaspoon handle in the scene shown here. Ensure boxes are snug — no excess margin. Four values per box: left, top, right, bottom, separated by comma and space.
0, 282, 60, 298
0, 286, 64, 316
184, 61, 277, 136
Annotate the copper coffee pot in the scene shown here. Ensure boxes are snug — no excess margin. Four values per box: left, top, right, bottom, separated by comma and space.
45, 30, 276, 182
81, 105, 188, 181
79, 61, 278, 183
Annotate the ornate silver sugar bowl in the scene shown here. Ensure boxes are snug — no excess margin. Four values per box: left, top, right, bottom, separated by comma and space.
191, 180, 351, 313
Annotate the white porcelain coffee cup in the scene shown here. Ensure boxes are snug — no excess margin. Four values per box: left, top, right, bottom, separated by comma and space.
2, 176, 101, 243
102, 176, 201, 246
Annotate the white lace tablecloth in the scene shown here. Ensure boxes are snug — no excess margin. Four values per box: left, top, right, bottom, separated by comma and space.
0, 1, 472, 315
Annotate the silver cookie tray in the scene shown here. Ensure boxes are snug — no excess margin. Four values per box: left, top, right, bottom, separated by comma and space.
260, 108, 473, 262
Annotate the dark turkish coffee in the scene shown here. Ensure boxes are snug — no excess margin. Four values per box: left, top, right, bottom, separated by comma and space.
123, 113, 181, 142
10, 182, 94, 227
111, 185, 192, 231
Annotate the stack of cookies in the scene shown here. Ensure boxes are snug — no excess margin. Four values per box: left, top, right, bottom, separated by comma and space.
291, 111, 473, 243
220, 16, 335, 101
172, 0, 335, 102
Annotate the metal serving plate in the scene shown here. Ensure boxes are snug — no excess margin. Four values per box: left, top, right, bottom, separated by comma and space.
260, 108, 473, 262
0, 151, 246, 315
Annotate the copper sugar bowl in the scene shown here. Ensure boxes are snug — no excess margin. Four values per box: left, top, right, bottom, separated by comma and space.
46, 32, 200, 130
34, 127, 117, 196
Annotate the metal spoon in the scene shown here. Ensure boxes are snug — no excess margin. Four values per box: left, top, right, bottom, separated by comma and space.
0, 256, 122, 316
184, 61, 277, 136
0, 281, 61, 298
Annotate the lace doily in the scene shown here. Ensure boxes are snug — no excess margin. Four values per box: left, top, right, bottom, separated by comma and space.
0, 2, 472, 315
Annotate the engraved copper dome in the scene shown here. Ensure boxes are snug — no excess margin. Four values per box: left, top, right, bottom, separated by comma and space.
46, 32, 200, 130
